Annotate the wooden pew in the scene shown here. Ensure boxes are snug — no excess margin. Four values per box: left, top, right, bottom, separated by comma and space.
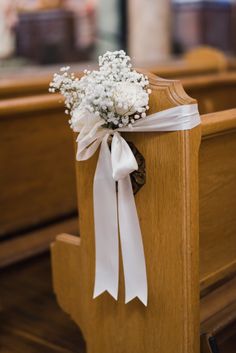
184, 47, 228, 71
145, 46, 236, 79
149, 46, 228, 78
200, 109, 236, 351
1, 71, 236, 268
0, 75, 52, 100
183, 73, 236, 114
0, 94, 78, 267
1, 70, 236, 113
0, 73, 236, 266
0, 70, 85, 100
1, 48, 235, 100
51, 73, 236, 353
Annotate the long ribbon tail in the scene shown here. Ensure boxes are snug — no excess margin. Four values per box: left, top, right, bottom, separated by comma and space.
118, 176, 148, 306
93, 135, 119, 300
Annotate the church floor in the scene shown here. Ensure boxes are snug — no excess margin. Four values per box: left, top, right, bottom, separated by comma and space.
0, 253, 236, 353
0, 253, 85, 353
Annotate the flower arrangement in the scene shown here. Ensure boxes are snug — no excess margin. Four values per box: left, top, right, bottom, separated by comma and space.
49, 50, 151, 131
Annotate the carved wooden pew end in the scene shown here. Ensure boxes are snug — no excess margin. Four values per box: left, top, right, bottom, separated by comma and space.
51, 74, 200, 353
51, 73, 236, 353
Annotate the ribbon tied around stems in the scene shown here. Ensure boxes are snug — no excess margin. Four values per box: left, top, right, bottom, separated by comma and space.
76, 103, 201, 306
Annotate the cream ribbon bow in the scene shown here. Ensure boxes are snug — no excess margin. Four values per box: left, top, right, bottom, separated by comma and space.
76, 103, 201, 306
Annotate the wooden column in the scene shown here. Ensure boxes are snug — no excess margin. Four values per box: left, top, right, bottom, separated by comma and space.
51, 73, 201, 353
128, 0, 171, 62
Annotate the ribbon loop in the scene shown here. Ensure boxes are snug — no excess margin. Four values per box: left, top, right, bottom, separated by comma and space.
111, 132, 138, 181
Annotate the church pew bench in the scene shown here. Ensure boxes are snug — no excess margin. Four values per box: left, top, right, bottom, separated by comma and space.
0, 47, 235, 100
2, 69, 236, 116
149, 46, 228, 79
0, 75, 52, 100
0, 94, 78, 267
0, 66, 224, 100
1, 71, 236, 267
199, 109, 236, 351
51, 73, 236, 353
182, 72, 236, 114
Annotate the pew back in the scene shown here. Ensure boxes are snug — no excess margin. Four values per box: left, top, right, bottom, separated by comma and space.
147, 47, 229, 78
184, 47, 228, 71
1, 51, 235, 100
200, 109, 236, 292
183, 73, 236, 114
0, 94, 77, 238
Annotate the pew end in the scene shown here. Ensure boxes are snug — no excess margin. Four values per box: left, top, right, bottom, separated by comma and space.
184, 46, 228, 72
50, 69, 236, 351
51, 73, 201, 353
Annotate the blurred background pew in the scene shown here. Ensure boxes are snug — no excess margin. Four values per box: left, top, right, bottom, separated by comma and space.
0, 94, 78, 267
1, 47, 235, 100
183, 72, 236, 113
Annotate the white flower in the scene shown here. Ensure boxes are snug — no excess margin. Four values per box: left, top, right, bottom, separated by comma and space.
113, 82, 149, 116
49, 50, 151, 130
70, 107, 104, 133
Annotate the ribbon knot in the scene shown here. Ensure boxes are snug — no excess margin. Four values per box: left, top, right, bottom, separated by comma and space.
76, 103, 201, 306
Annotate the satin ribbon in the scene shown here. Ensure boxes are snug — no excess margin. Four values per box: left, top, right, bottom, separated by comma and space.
76, 103, 201, 306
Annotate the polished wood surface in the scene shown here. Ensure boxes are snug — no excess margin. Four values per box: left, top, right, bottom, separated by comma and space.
0, 216, 78, 268
0, 65, 226, 100
52, 74, 201, 353
3, 70, 235, 114
200, 111, 236, 292
201, 109, 236, 136
0, 96, 77, 238
0, 76, 51, 99
200, 278, 236, 353
182, 72, 236, 114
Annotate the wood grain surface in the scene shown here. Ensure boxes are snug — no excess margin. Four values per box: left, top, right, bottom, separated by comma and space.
0, 216, 78, 268
182, 72, 236, 114
199, 112, 236, 292
0, 100, 77, 238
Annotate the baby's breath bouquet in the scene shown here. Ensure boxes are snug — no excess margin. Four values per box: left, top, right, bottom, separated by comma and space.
49, 50, 151, 132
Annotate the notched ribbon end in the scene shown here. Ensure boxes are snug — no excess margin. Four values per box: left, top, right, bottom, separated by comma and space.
125, 293, 148, 306
93, 288, 118, 301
